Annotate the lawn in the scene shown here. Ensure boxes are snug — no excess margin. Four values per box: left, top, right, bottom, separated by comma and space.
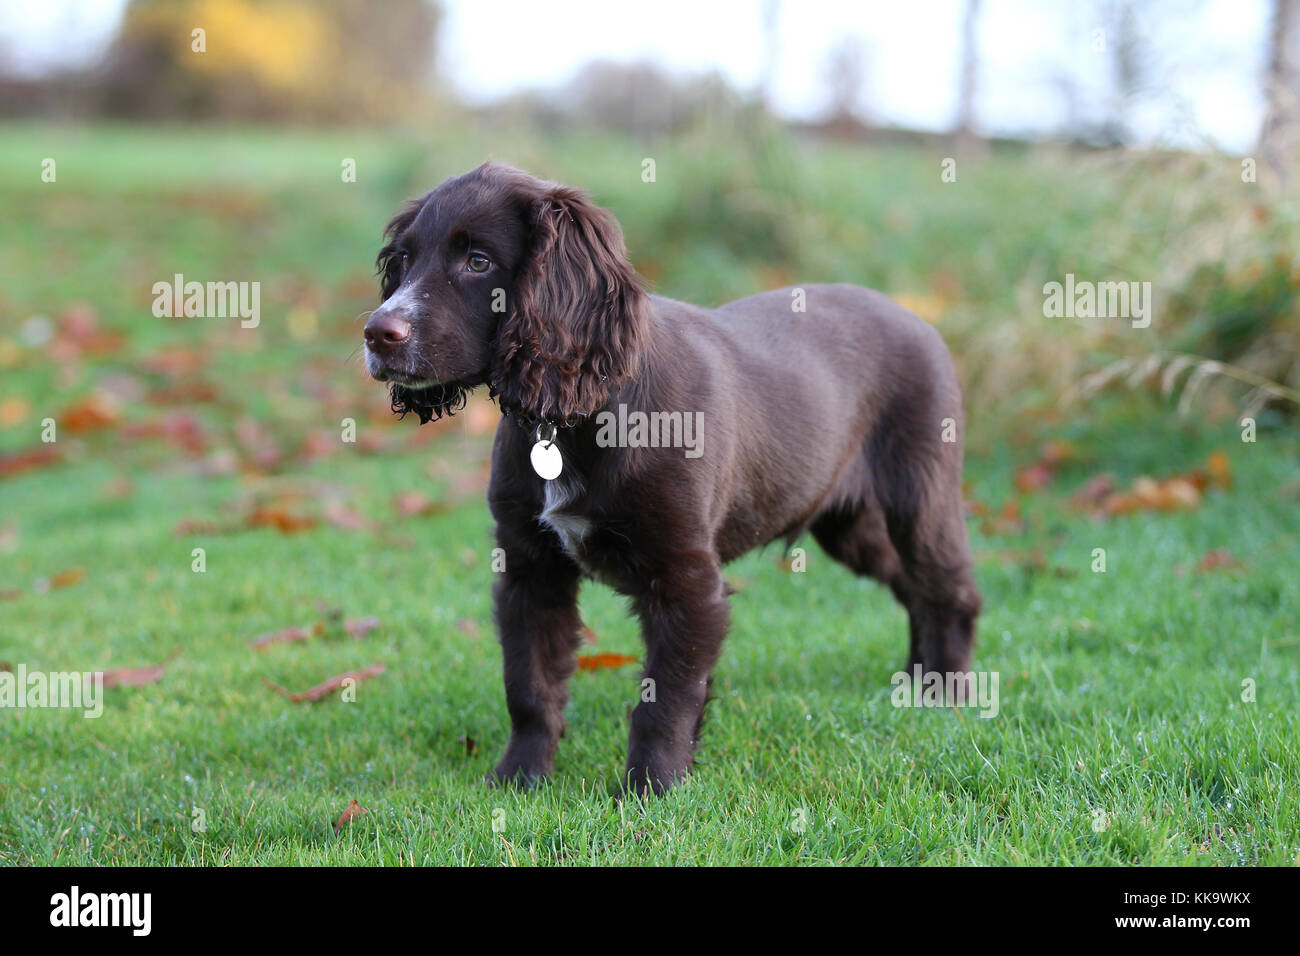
0, 123, 1297, 865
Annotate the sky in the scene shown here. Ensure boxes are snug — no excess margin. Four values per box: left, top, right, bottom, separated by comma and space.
0, 0, 1275, 152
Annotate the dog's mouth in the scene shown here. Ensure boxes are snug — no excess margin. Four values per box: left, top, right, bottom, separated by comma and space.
375, 369, 441, 389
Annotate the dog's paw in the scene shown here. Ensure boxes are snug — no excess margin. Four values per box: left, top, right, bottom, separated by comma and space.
486, 763, 548, 790
620, 757, 690, 798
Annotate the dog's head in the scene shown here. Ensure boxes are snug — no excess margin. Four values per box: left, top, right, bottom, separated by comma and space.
365, 162, 648, 425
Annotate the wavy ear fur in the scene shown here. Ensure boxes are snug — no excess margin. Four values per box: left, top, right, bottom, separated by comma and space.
492, 183, 648, 425
375, 198, 422, 301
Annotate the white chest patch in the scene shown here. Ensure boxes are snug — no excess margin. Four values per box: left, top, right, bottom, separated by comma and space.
539, 476, 592, 560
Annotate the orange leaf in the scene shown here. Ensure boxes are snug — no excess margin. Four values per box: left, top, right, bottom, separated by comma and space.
1014, 463, 1054, 493
1205, 450, 1232, 489
332, 799, 366, 833
246, 506, 317, 534
60, 392, 121, 434
576, 653, 639, 671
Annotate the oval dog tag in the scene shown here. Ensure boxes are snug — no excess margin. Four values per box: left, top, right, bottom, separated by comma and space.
530, 425, 562, 480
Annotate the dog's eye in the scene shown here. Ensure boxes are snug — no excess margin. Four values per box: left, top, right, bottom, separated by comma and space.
467, 254, 491, 273
400, 252, 410, 269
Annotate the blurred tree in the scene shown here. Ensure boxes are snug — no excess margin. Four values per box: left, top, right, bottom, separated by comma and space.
556, 60, 744, 138
953, 0, 981, 150
95, 0, 441, 122
758, 0, 780, 110
1101, 0, 1144, 145
1259, 0, 1300, 178
823, 36, 869, 125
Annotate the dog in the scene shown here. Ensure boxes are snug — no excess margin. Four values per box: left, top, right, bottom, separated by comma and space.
364, 162, 981, 795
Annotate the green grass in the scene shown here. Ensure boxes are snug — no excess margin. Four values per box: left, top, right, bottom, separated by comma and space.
1, 124, 1297, 865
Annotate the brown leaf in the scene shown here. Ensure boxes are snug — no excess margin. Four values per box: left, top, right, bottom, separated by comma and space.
1014, 463, 1055, 493
344, 616, 380, 639
393, 491, 447, 517
100, 649, 179, 688
576, 653, 639, 672
323, 501, 373, 533
1203, 450, 1232, 490
263, 664, 386, 703
332, 799, 366, 834
457, 735, 478, 757
60, 391, 121, 434
251, 626, 315, 650
1196, 548, 1244, 573
246, 505, 317, 534
1070, 472, 1117, 510
51, 567, 86, 588
0, 446, 63, 478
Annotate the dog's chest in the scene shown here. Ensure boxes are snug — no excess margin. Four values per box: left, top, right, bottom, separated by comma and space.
539, 477, 595, 565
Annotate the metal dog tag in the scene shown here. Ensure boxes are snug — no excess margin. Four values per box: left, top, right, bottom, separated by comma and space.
530, 424, 562, 480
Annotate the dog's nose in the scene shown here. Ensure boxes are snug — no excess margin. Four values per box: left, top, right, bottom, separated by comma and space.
364, 310, 411, 352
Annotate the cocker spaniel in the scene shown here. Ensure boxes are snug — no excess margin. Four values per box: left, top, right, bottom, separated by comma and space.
364, 162, 981, 795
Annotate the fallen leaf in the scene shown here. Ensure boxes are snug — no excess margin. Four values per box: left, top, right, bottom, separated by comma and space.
1014, 463, 1055, 493
100, 649, 179, 688
34, 567, 86, 594
1204, 450, 1232, 489
1070, 472, 1117, 509
457, 735, 478, 757
345, 616, 380, 639
576, 653, 639, 672
60, 391, 121, 434
263, 664, 386, 702
0, 396, 30, 427
0, 446, 62, 478
323, 501, 373, 533
246, 505, 317, 534
393, 491, 446, 517
333, 799, 365, 833
1196, 549, 1245, 573
251, 625, 315, 650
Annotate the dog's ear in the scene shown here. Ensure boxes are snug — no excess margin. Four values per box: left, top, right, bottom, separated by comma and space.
493, 183, 648, 424
375, 198, 422, 301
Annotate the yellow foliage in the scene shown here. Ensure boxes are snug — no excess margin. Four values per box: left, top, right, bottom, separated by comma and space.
187, 0, 337, 94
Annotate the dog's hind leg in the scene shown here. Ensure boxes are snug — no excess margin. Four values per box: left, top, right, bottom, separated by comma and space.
871, 426, 982, 693
810, 496, 908, 601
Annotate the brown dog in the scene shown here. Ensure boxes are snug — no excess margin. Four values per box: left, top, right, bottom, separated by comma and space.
364, 163, 981, 794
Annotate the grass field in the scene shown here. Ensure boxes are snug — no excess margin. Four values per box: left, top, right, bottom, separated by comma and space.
1, 123, 1297, 865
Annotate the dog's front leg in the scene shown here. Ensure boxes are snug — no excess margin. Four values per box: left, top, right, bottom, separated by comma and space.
625, 554, 730, 795
488, 540, 583, 789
